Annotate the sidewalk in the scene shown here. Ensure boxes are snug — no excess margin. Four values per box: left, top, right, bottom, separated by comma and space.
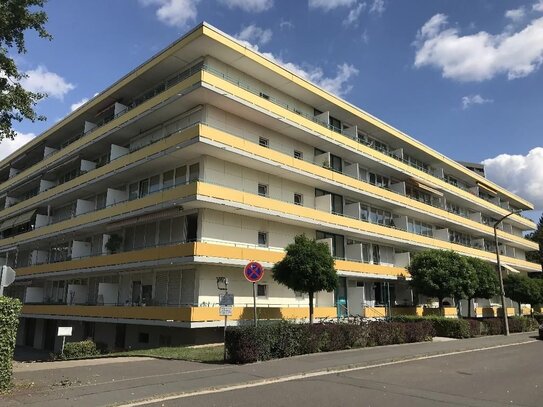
5, 332, 539, 407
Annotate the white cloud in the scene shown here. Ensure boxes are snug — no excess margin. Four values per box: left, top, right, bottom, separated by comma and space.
139, 0, 200, 27
309, 0, 357, 12
483, 147, 543, 210
0, 131, 36, 161
19, 66, 74, 100
279, 20, 294, 30
505, 7, 525, 22
235, 25, 272, 46
369, 0, 385, 15
414, 14, 543, 82
461, 94, 493, 109
218, 0, 273, 12
70, 98, 89, 112
534, 0, 543, 12
343, 2, 366, 27
231, 27, 359, 97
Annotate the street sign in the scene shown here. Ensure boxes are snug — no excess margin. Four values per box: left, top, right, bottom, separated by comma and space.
219, 293, 234, 306
57, 327, 73, 336
219, 306, 233, 316
244, 261, 264, 283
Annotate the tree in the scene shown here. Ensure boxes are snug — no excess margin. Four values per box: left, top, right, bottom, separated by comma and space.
272, 234, 338, 323
465, 257, 500, 317
0, 0, 51, 141
503, 274, 542, 314
408, 250, 477, 315
526, 214, 543, 268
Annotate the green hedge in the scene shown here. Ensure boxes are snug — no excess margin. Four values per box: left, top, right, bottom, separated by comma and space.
533, 313, 543, 324
390, 316, 471, 338
225, 320, 434, 364
60, 340, 99, 359
0, 297, 22, 392
391, 316, 539, 338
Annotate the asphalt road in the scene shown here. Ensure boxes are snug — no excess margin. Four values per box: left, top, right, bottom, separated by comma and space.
157, 340, 542, 407
4, 333, 541, 407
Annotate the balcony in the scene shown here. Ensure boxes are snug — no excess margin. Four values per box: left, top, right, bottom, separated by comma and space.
21, 304, 337, 323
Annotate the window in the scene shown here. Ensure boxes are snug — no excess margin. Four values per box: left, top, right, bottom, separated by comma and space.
330, 154, 342, 172
294, 193, 303, 206
257, 284, 268, 297
258, 231, 268, 247
138, 332, 149, 344
407, 218, 433, 237
330, 116, 341, 132
258, 183, 268, 197
316, 230, 345, 259
150, 175, 160, 193
189, 163, 200, 182
139, 179, 149, 198
294, 150, 303, 160
186, 214, 198, 242
163, 170, 174, 189
449, 230, 471, 246
259, 137, 269, 148
368, 172, 390, 188
128, 183, 139, 201
95, 193, 107, 210
175, 166, 186, 185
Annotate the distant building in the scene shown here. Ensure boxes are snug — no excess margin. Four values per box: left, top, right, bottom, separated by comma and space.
1, 23, 539, 351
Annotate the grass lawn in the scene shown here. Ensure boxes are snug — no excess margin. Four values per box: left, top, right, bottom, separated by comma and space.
114, 344, 224, 363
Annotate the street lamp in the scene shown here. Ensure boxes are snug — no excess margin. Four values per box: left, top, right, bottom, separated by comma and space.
493, 210, 521, 336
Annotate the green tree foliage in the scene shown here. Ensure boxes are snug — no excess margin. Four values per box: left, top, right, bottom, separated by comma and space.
272, 234, 338, 323
0, 297, 22, 392
466, 257, 500, 316
526, 214, 543, 267
408, 250, 477, 314
0, 0, 51, 141
503, 273, 542, 314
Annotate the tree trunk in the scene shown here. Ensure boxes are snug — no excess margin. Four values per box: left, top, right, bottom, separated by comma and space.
309, 291, 314, 324
468, 298, 473, 318
518, 302, 522, 316
438, 297, 444, 316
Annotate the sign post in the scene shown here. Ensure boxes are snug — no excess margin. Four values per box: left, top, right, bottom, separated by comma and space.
216, 277, 232, 362
243, 261, 264, 327
57, 326, 73, 356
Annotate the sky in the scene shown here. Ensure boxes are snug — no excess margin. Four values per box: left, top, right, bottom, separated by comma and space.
1, 0, 542, 223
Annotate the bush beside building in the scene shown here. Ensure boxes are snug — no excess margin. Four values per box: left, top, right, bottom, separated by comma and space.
0, 297, 22, 392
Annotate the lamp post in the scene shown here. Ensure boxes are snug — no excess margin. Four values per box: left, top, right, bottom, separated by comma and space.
493, 210, 520, 336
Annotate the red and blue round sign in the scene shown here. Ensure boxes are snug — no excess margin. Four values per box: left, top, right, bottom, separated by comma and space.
244, 261, 265, 283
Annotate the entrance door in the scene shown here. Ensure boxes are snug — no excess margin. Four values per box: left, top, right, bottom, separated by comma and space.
43, 319, 57, 351
25, 318, 36, 347
115, 324, 126, 349
347, 280, 365, 315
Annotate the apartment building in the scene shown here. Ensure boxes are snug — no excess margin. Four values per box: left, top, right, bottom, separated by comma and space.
1, 23, 539, 351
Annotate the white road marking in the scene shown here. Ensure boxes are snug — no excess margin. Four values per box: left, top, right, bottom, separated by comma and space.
116, 340, 538, 407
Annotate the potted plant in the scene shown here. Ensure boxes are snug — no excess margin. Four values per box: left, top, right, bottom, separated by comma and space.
105, 234, 123, 254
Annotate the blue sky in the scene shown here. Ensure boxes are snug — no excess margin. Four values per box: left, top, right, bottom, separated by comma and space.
2, 0, 542, 223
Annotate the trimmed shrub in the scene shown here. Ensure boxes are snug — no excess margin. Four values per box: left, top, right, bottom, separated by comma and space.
0, 297, 22, 392
532, 313, 543, 324
225, 320, 433, 364
390, 316, 471, 339
508, 316, 539, 333
60, 340, 100, 359
467, 319, 483, 337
